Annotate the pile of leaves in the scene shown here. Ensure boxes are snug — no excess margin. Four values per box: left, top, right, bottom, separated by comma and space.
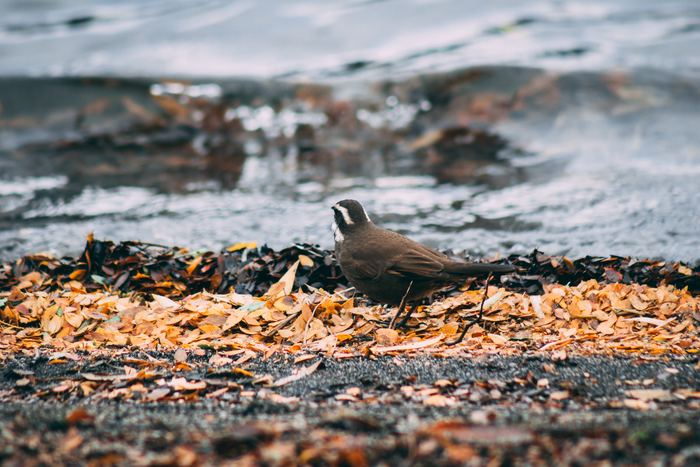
1, 236, 698, 301
1, 256, 698, 357
0, 235, 344, 298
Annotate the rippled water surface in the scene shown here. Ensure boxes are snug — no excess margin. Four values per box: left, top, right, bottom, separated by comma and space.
2, 0, 699, 78
1, 1, 699, 261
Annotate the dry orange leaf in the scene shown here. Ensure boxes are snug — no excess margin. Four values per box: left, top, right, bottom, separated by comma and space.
226, 242, 257, 252
375, 328, 400, 346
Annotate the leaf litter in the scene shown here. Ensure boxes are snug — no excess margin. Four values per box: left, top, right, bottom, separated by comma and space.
1, 236, 698, 419
1, 246, 698, 358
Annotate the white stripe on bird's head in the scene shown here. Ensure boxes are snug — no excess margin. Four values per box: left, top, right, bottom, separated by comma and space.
362, 205, 371, 223
334, 204, 353, 225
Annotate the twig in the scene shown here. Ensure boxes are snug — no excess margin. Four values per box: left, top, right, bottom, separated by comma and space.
303, 300, 324, 344
263, 312, 301, 338
0, 319, 25, 330
397, 303, 418, 329
446, 273, 492, 346
389, 281, 413, 329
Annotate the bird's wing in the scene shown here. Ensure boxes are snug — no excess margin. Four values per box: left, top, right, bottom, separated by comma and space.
343, 246, 385, 280
385, 246, 448, 281
350, 257, 384, 280
344, 227, 449, 281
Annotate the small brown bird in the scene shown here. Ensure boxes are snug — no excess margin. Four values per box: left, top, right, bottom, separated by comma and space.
332, 199, 514, 335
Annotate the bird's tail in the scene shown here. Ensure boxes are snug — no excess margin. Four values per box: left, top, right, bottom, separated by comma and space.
446, 262, 515, 276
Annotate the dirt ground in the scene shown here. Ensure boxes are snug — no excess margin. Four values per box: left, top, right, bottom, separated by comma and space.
1, 352, 698, 466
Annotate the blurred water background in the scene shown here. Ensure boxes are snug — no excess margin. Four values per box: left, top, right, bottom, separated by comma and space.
1, 0, 699, 261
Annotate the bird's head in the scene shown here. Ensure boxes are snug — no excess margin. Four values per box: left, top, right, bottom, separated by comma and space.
331, 199, 372, 242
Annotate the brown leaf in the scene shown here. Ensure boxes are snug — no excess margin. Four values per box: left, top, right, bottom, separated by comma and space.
375, 328, 399, 346
625, 389, 673, 401
549, 390, 569, 401
273, 360, 321, 387
168, 377, 206, 391
66, 407, 94, 425
629, 295, 648, 311
372, 335, 444, 354
424, 394, 454, 407
147, 387, 170, 401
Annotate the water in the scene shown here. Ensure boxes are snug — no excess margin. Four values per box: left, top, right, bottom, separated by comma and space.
1, 1, 699, 262
2, 0, 699, 79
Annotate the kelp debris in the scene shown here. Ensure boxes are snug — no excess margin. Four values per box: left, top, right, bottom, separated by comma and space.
1, 236, 698, 300
0, 235, 343, 298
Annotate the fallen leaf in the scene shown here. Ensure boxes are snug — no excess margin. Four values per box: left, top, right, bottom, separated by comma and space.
298, 255, 314, 267
371, 335, 444, 354
226, 242, 257, 252
488, 333, 508, 346
168, 377, 206, 391
375, 328, 399, 346
174, 348, 187, 363
530, 296, 544, 319
152, 294, 179, 309
146, 387, 170, 401
273, 360, 321, 387
625, 389, 673, 401
549, 390, 569, 401
623, 398, 650, 410
267, 260, 300, 298
424, 394, 454, 407
66, 407, 95, 425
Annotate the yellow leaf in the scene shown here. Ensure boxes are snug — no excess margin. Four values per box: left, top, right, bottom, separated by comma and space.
129, 335, 153, 346
530, 295, 545, 319
198, 323, 220, 334
226, 242, 257, 252
440, 322, 459, 336
571, 299, 593, 318
267, 260, 299, 299
335, 333, 353, 342
234, 368, 254, 377
186, 256, 202, 275
596, 322, 615, 335
578, 300, 593, 314
69, 269, 87, 281
298, 254, 314, 267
